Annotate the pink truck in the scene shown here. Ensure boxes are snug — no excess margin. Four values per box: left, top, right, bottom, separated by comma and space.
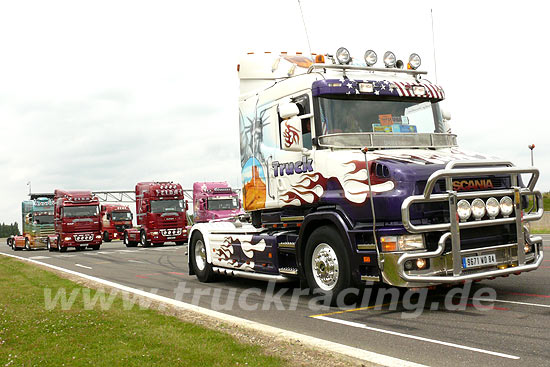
193, 182, 244, 223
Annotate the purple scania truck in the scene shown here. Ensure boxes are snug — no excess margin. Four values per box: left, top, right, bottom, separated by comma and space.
188, 49, 544, 301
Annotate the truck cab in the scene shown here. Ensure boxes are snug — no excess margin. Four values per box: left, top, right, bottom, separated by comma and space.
48, 190, 102, 252
100, 204, 133, 242
123, 182, 188, 247
187, 49, 544, 301
193, 182, 244, 223
10, 196, 55, 251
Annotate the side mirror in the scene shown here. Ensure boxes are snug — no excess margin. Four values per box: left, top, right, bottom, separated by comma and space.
278, 103, 299, 119
280, 116, 303, 151
185, 200, 189, 211
442, 109, 451, 121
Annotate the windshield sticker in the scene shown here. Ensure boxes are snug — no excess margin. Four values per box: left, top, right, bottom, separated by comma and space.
378, 114, 393, 126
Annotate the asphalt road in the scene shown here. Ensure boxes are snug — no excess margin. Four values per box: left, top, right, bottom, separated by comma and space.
2, 236, 549, 367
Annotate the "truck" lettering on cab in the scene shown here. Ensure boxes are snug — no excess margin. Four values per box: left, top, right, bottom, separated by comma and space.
272, 157, 313, 177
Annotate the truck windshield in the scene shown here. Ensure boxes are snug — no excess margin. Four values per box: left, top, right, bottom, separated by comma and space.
151, 200, 184, 213
63, 206, 99, 218
319, 96, 445, 134
112, 211, 133, 221
34, 214, 54, 224
317, 96, 452, 148
207, 198, 238, 211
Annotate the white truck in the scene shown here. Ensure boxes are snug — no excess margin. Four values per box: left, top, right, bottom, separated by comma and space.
188, 48, 544, 301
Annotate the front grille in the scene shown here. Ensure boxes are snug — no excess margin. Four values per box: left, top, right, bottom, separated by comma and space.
115, 224, 130, 232
425, 224, 517, 252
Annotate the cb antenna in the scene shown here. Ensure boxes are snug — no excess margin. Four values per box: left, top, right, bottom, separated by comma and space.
430, 8, 438, 84
298, 0, 313, 59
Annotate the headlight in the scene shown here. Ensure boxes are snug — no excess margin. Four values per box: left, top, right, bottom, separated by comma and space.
500, 196, 513, 217
485, 197, 500, 219
336, 47, 351, 64
152, 231, 159, 236
471, 198, 486, 220
383, 51, 396, 67
364, 50, 377, 66
408, 53, 421, 69
457, 200, 471, 221
380, 235, 425, 252
64, 236, 71, 241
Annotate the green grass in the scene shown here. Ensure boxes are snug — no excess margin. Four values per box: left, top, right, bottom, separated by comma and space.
0, 257, 284, 367
544, 192, 550, 211
531, 229, 550, 234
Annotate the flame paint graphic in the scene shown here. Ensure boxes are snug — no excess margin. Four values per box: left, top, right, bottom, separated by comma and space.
279, 159, 395, 206
280, 172, 328, 205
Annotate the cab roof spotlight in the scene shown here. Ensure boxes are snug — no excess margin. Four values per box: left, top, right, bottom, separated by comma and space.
408, 53, 421, 70
383, 51, 396, 68
336, 47, 351, 65
364, 49, 377, 66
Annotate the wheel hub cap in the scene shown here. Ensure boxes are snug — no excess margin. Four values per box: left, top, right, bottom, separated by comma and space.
194, 240, 206, 271
312, 243, 339, 291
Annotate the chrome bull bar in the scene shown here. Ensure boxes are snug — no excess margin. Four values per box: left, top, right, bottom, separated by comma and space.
399, 160, 544, 283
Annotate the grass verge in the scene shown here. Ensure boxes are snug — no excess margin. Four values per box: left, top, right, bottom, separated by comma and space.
0, 256, 284, 367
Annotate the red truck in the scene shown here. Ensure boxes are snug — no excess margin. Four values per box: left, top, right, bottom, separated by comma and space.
123, 182, 188, 247
47, 190, 102, 252
100, 204, 133, 242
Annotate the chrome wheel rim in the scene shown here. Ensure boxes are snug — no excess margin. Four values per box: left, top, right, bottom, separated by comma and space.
311, 243, 339, 291
194, 239, 206, 271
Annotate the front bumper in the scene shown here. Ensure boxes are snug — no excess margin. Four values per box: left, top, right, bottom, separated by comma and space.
380, 232, 543, 287
384, 159, 545, 288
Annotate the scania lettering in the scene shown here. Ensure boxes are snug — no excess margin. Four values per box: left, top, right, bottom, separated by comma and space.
123, 182, 188, 247
9, 195, 55, 251
100, 204, 133, 242
188, 49, 544, 302
48, 190, 102, 252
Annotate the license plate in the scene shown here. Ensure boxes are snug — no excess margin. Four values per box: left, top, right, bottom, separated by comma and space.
80, 243, 88, 247
462, 254, 497, 268
167, 237, 175, 240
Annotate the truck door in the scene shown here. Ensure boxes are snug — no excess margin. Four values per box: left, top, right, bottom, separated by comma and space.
271, 93, 316, 208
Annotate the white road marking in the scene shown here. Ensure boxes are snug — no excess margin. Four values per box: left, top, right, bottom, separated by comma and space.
472, 297, 550, 309
127, 259, 146, 264
117, 250, 138, 253
75, 263, 92, 269
29, 256, 51, 260
95, 251, 110, 254
0, 251, 426, 367
55, 254, 75, 258
151, 248, 176, 251
313, 316, 520, 360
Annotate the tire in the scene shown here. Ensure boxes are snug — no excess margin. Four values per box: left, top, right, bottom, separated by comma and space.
12, 241, 19, 251
58, 237, 67, 253
175, 241, 185, 246
124, 232, 138, 247
103, 231, 112, 243
47, 238, 54, 252
25, 238, 31, 251
91, 245, 100, 251
190, 232, 215, 282
140, 231, 150, 248
304, 226, 352, 305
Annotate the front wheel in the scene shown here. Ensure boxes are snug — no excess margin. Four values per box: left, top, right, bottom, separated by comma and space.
190, 232, 215, 282
175, 241, 185, 246
124, 232, 137, 247
25, 238, 31, 251
103, 231, 112, 243
304, 226, 351, 304
140, 231, 150, 248
47, 239, 54, 252
91, 245, 100, 251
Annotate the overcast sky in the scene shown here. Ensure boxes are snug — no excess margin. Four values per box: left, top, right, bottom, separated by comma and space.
1, 0, 548, 227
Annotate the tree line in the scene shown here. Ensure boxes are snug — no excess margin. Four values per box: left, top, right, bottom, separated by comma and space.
0, 223, 20, 237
